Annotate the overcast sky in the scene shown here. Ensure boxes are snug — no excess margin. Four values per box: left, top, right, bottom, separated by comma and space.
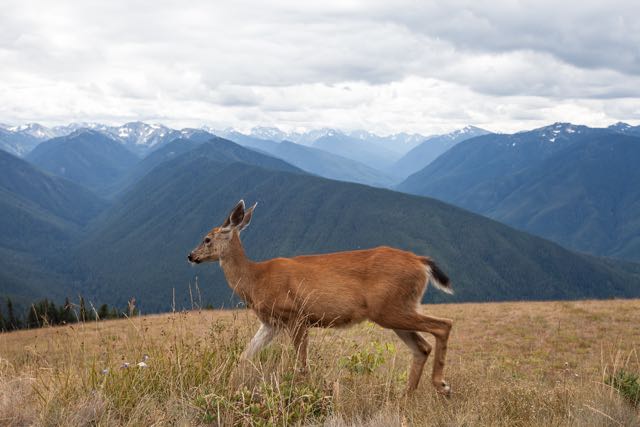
1, 0, 639, 134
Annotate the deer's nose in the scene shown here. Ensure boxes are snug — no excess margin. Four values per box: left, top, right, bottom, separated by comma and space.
187, 253, 194, 262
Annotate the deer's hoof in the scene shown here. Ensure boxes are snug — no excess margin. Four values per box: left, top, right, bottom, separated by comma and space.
435, 380, 451, 397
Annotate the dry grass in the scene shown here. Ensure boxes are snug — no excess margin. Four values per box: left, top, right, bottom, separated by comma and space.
1, 299, 639, 426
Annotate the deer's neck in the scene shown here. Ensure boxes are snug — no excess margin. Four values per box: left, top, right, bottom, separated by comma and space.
219, 232, 257, 302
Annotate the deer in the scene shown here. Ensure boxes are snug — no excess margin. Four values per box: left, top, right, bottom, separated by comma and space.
188, 200, 454, 396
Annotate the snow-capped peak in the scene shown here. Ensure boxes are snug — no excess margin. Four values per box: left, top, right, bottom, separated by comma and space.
529, 122, 588, 143
107, 122, 176, 147
422, 125, 490, 143
250, 126, 290, 141
51, 122, 110, 137
7, 123, 57, 140
449, 125, 488, 138
608, 122, 631, 132
347, 130, 378, 141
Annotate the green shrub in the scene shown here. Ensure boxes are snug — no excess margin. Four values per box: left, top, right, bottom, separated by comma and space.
339, 341, 395, 375
606, 369, 640, 407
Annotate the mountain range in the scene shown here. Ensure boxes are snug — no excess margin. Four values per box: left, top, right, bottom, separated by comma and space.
238, 126, 427, 152
26, 130, 139, 194
218, 131, 395, 187
0, 122, 225, 158
1, 128, 639, 312
215, 127, 424, 172
390, 125, 491, 179
0, 126, 45, 157
1, 122, 430, 185
0, 121, 491, 186
2, 122, 428, 159
74, 137, 640, 310
398, 123, 640, 261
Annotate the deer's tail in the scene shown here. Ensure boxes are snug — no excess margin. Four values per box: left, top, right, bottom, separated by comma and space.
421, 257, 454, 295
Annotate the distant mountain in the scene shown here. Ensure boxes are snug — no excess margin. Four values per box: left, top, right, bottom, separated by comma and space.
345, 130, 426, 154
117, 135, 301, 194
0, 150, 106, 304
249, 126, 293, 142
3, 121, 429, 160
221, 132, 394, 187
246, 127, 426, 154
72, 138, 640, 311
266, 141, 394, 187
399, 123, 599, 199
6, 123, 58, 140
50, 122, 112, 137
311, 130, 402, 170
390, 126, 491, 179
98, 122, 180, 156
0, 128, 41, 157
608, 122, 640, 137
217, 130, 280, 153
398, 123, 640, 261
0, 122, 61, 156
26, 130, 139, 194
236, 127, 336, 146
291, 128, 338, 146
3, 121, 208, 157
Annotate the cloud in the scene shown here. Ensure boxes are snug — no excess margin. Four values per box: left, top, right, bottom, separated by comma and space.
370, 0, 640, 75
0, 0, 639, 133
211, 85, 263, 107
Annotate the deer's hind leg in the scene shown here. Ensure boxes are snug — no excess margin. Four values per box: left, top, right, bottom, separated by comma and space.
376, 311, 452, 396
394, 330, 432, 392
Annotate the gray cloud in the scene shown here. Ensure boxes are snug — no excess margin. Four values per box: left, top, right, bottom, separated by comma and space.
370, 1, 640, 75
0, 0, 639, 133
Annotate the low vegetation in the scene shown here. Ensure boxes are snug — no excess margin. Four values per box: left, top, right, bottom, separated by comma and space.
1, 299, 639, 426
607, 369, 640, 408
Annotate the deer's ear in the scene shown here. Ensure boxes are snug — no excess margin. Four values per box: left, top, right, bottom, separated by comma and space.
238, 202, 257, 231
223, 200, 245, 228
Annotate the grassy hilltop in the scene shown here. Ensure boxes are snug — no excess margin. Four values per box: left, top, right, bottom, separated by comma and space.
1, 299, 639, 426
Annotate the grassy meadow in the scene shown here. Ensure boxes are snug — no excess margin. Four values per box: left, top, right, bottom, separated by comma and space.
1, 299, 639, 426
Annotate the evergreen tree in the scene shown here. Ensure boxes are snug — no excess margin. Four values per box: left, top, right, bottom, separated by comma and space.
0, 305, 6, 331
6, 298, 19, 330
97, 304, 109, 320
48, 301, 59, 325
1, 296, 142, 331
60, 297, 74, 324
27, 304, 40, 328
79, 296, 87, 322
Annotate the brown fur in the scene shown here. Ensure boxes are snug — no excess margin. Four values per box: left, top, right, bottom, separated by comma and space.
188, 201, 454, 395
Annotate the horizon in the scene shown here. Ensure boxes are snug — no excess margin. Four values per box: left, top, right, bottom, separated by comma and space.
2, 119, 639, 139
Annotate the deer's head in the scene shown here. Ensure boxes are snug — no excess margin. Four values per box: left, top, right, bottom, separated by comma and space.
187, 200, 256, 264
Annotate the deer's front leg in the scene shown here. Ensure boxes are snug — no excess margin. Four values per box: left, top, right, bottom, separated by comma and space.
241, 323, 277, 360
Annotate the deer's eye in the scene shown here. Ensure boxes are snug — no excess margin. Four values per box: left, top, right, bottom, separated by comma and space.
204, 237, 211, 244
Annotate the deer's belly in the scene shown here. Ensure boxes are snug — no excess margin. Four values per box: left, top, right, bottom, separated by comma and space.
252, 295, 369, 329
